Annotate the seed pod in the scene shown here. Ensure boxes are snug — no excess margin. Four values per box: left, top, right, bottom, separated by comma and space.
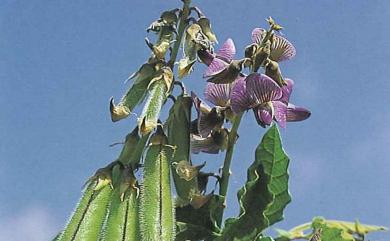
138, 66, 173, 135
140, 127, 176, 241
166, 95, 203, 203
110, 62, 158, 122
100, 167, 140, 241
117, 127, 140, 165
58, 184, 112, 241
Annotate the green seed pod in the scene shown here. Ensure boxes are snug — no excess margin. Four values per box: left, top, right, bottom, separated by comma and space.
166, 95, 207, 205
138, 66, 173, 135
100, 167, 140, 241
58, 184, 112, 241
110, 62, 157, 122
140, 127, 176, 241
117, 127, 140, 165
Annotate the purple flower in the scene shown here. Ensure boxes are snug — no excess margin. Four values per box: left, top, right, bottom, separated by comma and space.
231, 73, 310, 128
251, 28, 296, 62
201, 39, 248, 84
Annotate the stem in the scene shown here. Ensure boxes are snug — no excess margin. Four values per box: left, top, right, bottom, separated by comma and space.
217, 112, 244, 226
168, 0, 191, 69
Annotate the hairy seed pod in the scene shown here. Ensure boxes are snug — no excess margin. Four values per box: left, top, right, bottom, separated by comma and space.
138, 67, 173, 135
58, 184, 112, 241
140, 127, 176, 241
117, 127, 140, 165
110, 62, 157, 122
100, 170, 140, 241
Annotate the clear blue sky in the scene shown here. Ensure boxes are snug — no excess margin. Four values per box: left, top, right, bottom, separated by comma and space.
1, 0, 389, 240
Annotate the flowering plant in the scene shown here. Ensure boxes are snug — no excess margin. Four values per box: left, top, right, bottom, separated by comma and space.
53, 1, 386, 241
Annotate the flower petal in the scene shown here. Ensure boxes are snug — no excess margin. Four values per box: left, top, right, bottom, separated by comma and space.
246, 73, 282, 105
190, 129, 228, 154
253, 105, 273, 127
270, 34, 296, 62
286, 104, 311, 122
190, 134, 219, 154
203, 57, 228, 78
251, 28, 266, 44
197, 107, 224, 138
280, 78, 294, 103
197, 49, 215, 66
204, 82, 232, 107
216, 38, 236, 63
272, 100, 287, 128
230, 76, 251, 113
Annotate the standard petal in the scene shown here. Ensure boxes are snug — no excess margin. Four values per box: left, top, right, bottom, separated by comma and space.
279, 78, 294, 103
203, 57, 228, 78
246, 73, 282, 105
270, 34, 296, 62
286, 104, 311, 122
216, 38, 236, 63
230, 76, 252, 113
204, 82, 231, 107
253, 105, 273, 127
272, 100, 287, 128
251, 28, 266, 44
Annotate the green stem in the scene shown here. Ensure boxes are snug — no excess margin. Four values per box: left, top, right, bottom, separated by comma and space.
168, 0, 191, 69
217, 112, 244, 226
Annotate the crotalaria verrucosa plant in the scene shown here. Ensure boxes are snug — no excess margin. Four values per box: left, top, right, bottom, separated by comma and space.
53, 1, 387, 241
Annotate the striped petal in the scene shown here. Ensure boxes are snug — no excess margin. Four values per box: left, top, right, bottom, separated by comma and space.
246, 73, 282, 105
286, 103, 311, 122
230, 76, 251, 113
280, 78, 294, 103
216, 38, 236, 63
251, 27, 296, 62
204, 82, 232, 107
203, 57, 228, 78
270, 34, 296, 62
272, 100, 287, 128
251, 28, 266, 44
253, 105, 273, 128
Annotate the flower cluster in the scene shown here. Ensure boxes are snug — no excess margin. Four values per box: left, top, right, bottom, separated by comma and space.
190, 18, 310, 154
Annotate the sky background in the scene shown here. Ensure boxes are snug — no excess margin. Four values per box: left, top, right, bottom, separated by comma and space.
1, 0, 390, 240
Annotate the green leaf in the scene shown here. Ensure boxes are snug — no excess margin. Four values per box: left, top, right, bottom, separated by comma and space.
312, 217, 387, 241
175, 195, 224, 241
175, 222, 220, 241
275, 217, 388, 241
219, 125, 291, 240
140, 129, 176, 241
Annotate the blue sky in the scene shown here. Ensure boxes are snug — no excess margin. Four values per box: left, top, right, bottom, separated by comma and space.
1, 0, 389, 240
